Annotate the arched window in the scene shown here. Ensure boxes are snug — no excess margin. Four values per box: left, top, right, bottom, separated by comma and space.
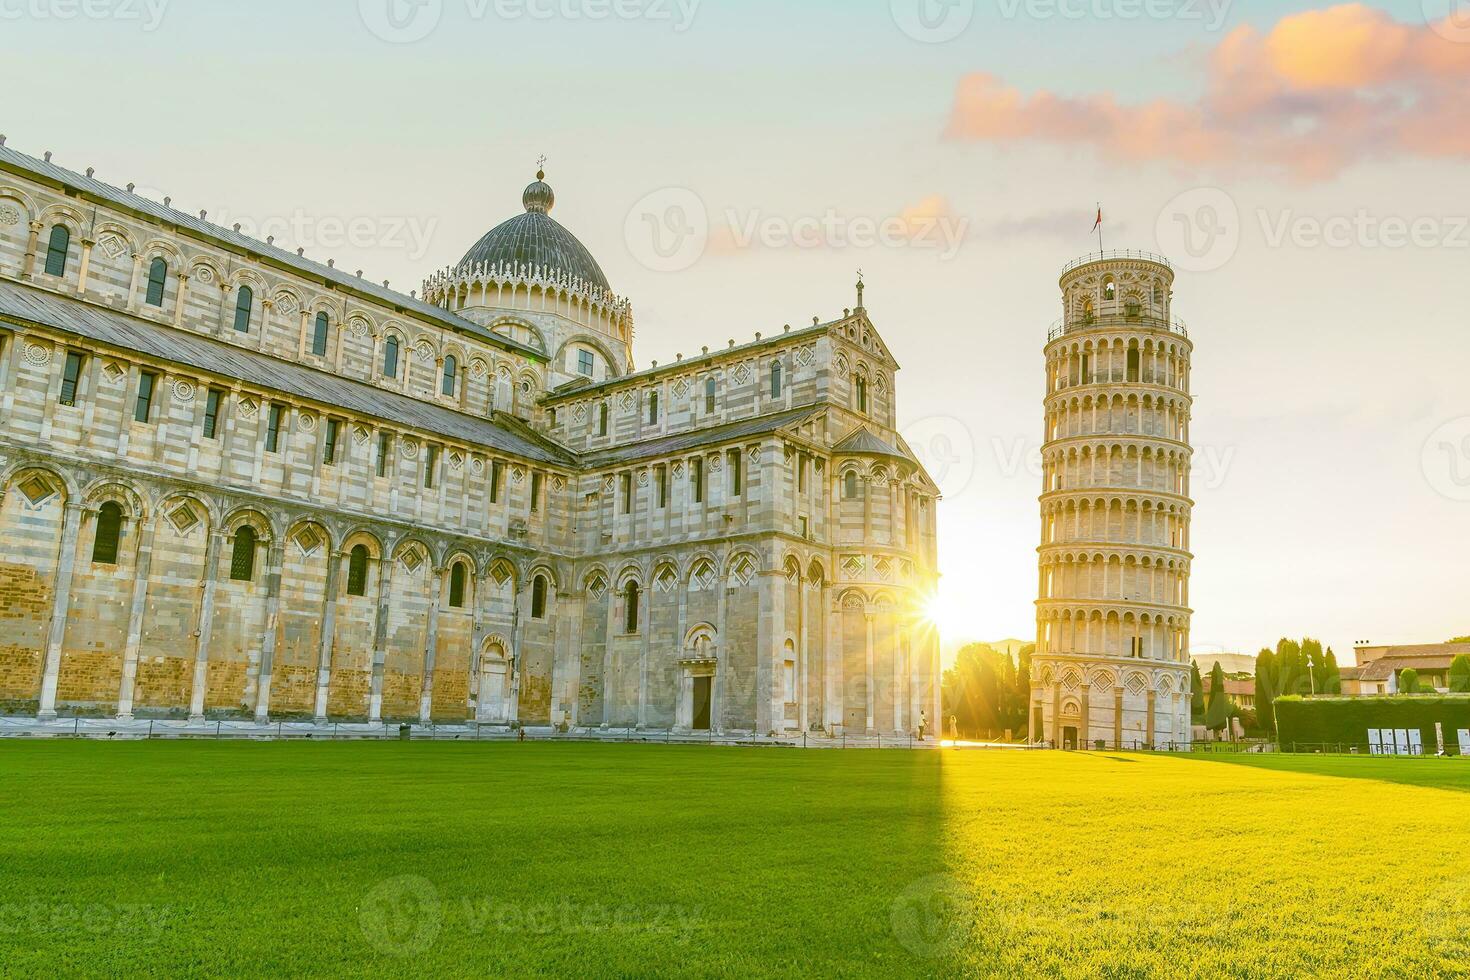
232, 286, 254, 333
382, 336, 399, 378
648, 391, 659, 424
442, 355, 458, 397
843, 471, 859, 500
598, 402, 608, 437
531, 574, 548, 620
91, 501, 123, 565
449, 562, 467, 608
311, 313, 329, 357
1104, 277, 1116, 301
346, 544, 369, 597
624, 580, 640, 634
770, 360, 783, 399
230, 526, 257, 582
44, 225, 70, 278
855, 376, 869, 413
145, 258, 168, 307
704, 377, 716, 414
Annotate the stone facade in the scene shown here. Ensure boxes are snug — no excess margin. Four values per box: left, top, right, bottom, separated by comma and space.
0, 143, 941, 736
1032, 252, 1194, 750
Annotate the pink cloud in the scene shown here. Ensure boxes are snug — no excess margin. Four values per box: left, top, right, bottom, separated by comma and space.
945, 4, 1470, 180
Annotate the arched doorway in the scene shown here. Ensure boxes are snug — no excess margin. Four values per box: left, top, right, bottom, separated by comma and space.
476, 638, 512, 724
677, 627, 718, 732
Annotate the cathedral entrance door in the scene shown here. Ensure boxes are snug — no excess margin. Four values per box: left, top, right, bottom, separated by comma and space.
692, 676, 712, 731
1062, 726, 1078, 750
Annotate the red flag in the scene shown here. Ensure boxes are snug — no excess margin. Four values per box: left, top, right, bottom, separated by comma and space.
1092, 207, 1102, 232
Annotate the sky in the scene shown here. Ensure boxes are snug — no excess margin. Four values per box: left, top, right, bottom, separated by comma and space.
3, 0, 1467, 667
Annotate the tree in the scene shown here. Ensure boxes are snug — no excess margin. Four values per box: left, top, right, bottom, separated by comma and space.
1398, 668, 1420, 694
1276, 638, 1305, 697
1321, 649, 1341, 695
1451, 655, 1470, 694
1013, 645, 1035, 736
1449, 636, 1470, 644
1205, 662, 1230, 733
1190, 662, 1205, 723
942, 643, 1033, 740
1254, 648, 1278, 733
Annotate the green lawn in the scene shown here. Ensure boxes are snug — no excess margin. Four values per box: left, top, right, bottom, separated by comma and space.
3, 743, 1468, 978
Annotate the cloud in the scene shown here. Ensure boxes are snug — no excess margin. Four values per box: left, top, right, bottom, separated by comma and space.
945, 4, 1470, 181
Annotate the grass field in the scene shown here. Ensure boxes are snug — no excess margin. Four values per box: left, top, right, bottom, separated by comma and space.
3, 743, 1469, 978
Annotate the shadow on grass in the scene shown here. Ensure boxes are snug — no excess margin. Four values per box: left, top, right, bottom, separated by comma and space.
0, 741, 953, 978
1178, 751, 1470, 795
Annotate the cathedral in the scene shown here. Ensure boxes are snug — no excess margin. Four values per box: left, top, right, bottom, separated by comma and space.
0, 141, 941, 737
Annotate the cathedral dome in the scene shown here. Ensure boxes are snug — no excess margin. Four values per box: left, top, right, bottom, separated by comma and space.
456, 170, 611, 292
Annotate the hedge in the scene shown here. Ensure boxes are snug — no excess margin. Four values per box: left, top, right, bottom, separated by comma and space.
1275, 695, 1470, 754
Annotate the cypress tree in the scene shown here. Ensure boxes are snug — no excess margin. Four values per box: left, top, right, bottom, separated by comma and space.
1399, 668, 1420, 695
1451, 655, 1470, 694
1205, 662, 1229, 732
1254, 648, 1277, 732
1322, 649, 1341, 695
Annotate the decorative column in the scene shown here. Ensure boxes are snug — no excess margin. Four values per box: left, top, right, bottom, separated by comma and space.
796, 572, 809, 734
892, 620, 904, 735
257, 298, 274, 352
368, 555, 395, 724
20, 221, 41, 280
601, 580, 617, 727
1051, 682, 1062, 746
1079, 686, 1091, 750
313, 550, 345, 722
172, 272, 190, 327
637, 583, 651, 729
125, 252, 143, 311
757, 567, 781, 735
76, 238, 94, 295
187, 529, 226, 721
418, 567, 443, 724
37, 501, 84, 721
1113, 685, 1124, 750
115, 516, 158, 720
864, 609, 875, 733
823, 586, 841, 733
1146, 689, 1157, 748
253, 542, 286, 723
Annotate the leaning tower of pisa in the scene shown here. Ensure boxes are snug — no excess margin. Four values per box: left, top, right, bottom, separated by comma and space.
1033, 251, 1195, 750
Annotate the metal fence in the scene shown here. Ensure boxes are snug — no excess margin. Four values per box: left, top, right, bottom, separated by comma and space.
0, 716, 943, 749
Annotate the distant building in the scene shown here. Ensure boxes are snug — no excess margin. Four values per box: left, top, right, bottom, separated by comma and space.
1201, 675, 1255, 710
1192, 652, 1255, 676
1342, 642, 1470, 695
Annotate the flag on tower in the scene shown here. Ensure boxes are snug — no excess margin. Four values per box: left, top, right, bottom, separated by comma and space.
1092, 206, 1102, 233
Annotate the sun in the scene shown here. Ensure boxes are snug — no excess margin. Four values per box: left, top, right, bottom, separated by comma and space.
919, 590, 964, 635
